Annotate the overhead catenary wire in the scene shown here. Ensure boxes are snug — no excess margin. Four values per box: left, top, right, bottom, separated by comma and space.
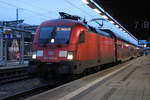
63, 0, 107, 28
12, 0, 57, 15
0, 0, 95, 20
21, 11, 47, 21
0, 0, 53, 19
0, 0, 104, 26
63, 0, 94, 18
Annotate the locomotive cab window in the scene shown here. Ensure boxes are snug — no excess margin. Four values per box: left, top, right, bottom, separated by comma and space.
78, 31, 85, 44
39, 26, 71, 44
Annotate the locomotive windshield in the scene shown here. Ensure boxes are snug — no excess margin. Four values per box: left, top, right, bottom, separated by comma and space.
39, 26, 71, 44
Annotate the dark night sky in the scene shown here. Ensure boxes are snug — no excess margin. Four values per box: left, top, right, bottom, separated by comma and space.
94, 0, 150, 41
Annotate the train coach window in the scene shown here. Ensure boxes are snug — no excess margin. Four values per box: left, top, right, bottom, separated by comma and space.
78, 31, 85, 43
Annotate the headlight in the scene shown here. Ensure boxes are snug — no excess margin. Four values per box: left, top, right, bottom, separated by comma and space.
32, 51, 37, 59
67, 52, 73, 60
51, 38, 55, 43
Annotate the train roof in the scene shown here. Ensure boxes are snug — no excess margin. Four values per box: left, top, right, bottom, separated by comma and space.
40, 19, 83, 26
40, 18, 139, 46
99, 29, 139, 46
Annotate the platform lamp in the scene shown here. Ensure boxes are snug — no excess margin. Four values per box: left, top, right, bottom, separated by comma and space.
81, 0, 138, 41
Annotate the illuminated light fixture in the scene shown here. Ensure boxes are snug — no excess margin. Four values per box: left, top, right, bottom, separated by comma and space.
32, 51, 37, 59
109, 20, 114, 24
115, 25, 119, 28
32, 32, 35, 34
120, 28, 123, 31
82, 0, 138, 42
101, 15, 108, 19
81, 0, 89, 4
51, 38, 55, 43
123, 30, 126, 33
32, 54, 36, 59
143, 44, 147, 47
125, 44, 129, 47
67, 52, 74, 60
93, 8, 101, 14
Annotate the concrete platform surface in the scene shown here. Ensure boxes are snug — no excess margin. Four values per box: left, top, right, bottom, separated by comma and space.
0, 61, 28, 70
27, 55, 150, 100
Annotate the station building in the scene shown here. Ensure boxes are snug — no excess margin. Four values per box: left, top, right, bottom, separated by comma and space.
0, 20, 38, 65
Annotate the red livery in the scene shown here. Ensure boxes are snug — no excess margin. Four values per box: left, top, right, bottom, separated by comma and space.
29, 12, 142, 75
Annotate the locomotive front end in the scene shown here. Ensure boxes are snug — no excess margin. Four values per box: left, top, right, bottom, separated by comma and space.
32, 26, 73, 62
29, 19, 81, 76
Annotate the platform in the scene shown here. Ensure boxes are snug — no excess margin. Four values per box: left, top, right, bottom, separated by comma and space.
28, 55, 150, 100
0, 61, 28, 70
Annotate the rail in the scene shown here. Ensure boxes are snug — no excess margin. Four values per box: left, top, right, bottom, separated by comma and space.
0, 66, 29, 84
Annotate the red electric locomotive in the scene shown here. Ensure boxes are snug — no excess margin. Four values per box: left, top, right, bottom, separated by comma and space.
29, 12, 141, 76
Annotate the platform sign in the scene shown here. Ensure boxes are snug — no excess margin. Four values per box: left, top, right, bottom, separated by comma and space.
3, 28, 12, 34
146, 47, 150, 49
4, 34, 13, 39
138, 40, 147, 44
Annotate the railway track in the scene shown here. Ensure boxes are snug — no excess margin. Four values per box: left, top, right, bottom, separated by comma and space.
0, 66, 30, 85
0, 65, 76, 100
1, 83, 50, 100
0, 59, 135, 100
0, 77, 72, 100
